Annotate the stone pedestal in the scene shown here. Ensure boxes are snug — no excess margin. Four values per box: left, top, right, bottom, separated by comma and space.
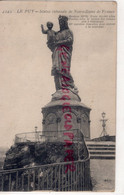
42, 90, 91, 141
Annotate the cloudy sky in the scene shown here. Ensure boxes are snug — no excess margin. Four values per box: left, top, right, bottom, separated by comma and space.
0, 1, 116, 147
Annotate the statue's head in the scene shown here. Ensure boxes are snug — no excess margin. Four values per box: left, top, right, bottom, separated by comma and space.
47, 22, 53, 30
58, 15, 69, 30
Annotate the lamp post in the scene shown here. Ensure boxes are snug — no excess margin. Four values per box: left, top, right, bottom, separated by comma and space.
100, 112, 108, 137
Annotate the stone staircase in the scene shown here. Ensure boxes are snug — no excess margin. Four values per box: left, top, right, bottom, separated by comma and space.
86, 141, 115, 159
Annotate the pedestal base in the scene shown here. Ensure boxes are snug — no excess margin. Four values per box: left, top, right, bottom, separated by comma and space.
42, 90, 91, 140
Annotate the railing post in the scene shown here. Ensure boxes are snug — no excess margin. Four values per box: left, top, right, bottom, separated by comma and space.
71, 167, 72, 191
58, 165, 61, 191
55, 166, 57, 190
76, 163, 78, 191
38, 168, 40, 190
9, 173, 11, 191
21, 174, 24, 191
50, 167, 53, 190
47, 169, 49, 190
80, 162, 82, 191
16, 171, 18, 191
65, 168, 67, 191
83, 162, 86, 190
82, 163, 84, 190
33, 169, 35, 190
1, 174, 4, 191
28, 170, 30, 191
61, 165, 63, 191
67, 170, 69, 191
41, 168, 45, 190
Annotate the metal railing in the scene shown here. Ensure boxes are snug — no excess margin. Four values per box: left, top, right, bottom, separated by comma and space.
15, 129, 84, 144
0, 159, 91, 191
15, 131, 46, 144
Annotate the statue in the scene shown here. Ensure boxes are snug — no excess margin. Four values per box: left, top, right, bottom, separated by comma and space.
41, 15, 78, 94
41, 22, 56, 52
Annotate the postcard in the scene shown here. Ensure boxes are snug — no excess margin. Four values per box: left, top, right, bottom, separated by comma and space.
0, 1, 116, 191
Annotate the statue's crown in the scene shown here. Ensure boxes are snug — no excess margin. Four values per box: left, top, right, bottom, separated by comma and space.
58, 15, 68, 22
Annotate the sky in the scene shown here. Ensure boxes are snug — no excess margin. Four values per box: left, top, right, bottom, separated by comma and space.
0, 1, 116, 147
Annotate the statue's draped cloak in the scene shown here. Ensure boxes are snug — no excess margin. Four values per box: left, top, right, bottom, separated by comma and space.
51, 29, 75, 90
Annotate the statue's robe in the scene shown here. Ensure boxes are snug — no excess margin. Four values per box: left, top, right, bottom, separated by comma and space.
50, 29, 75, 91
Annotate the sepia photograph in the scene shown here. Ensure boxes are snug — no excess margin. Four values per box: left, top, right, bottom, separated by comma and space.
0, 1, 116, 191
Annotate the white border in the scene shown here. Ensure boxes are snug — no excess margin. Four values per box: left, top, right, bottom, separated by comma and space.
116, 0, 124, 193
0, 0, 124, 194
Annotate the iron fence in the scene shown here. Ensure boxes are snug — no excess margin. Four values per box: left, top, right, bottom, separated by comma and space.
0, 159, 91, 191
15, 129, 84, 144
15, 131, 46, 143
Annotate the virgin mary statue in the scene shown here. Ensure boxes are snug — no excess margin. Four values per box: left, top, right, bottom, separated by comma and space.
46, 15, 78, 94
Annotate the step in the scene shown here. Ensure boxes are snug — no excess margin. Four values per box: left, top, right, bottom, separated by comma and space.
89, 151, 115, 155
87, 144, 115, 147
90, 155, 115, 160
88, 147, 115, 150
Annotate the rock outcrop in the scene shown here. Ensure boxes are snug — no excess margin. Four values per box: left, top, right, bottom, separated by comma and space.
4, 140, 89, 170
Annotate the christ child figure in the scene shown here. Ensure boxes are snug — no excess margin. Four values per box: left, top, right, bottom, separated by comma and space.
41, 22, 56, 51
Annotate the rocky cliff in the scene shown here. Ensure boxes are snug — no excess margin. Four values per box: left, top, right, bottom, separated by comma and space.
4, 140, 89, 170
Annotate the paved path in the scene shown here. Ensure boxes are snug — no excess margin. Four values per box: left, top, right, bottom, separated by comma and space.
90, 159, 115, 191
86, 141, 115, 191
